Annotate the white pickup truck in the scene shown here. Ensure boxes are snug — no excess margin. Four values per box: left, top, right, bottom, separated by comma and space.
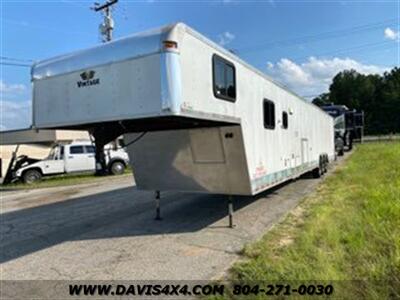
13, 140, 129, 184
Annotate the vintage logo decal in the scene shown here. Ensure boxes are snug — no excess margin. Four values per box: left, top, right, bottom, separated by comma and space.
77, 70, 100, 88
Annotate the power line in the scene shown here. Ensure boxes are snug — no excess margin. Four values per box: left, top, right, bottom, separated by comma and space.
0, 56, 33, 62
2, 18, 93, 37
60, 0, 87, 8
236, 18, 397, 54
291, 40, 394, 61
0, 62, 31, 67
113, 2, 129, 21
239, 19, 396, 53
0, 56, 34, 68
326, 43, 397, 62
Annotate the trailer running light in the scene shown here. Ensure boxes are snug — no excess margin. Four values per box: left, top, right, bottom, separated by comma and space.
163, 41, 178, 49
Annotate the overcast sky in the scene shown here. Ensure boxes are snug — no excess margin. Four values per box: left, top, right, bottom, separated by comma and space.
1, 0, 399, 130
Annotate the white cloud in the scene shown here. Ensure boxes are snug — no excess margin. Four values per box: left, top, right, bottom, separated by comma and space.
384, 27, 399, 41
266, 57, 388, 98
218, 31, 235, 46
0, 80, 26, 93
0, 100, 32, 130
275, 58, 312, 85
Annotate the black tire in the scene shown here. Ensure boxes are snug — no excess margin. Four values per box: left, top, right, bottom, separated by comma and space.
338, 149, 344, 156
323, 155, 328, 173
23, 169, 42, 184
348, 142, 353, 151
317, 156, 325, 175
109, 161, 125, 175
312, 167, 321, 178
323, 162, 328, 174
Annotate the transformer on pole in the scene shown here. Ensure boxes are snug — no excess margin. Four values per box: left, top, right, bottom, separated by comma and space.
92, 0, 118, 43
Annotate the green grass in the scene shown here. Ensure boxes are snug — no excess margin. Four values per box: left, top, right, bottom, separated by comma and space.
221, 142, 400, 299
0, 168, 132, 190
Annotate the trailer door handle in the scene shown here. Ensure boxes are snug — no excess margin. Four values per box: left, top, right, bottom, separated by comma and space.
68, 156, 74, 159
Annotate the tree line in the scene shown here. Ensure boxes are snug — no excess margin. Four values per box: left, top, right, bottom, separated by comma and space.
312, 67, 399, 135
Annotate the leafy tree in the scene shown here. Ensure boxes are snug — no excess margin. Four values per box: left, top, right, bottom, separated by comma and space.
378, 68, 400, 134
312, 93, 331, 107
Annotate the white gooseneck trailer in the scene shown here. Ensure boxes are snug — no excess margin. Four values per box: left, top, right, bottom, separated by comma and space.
32, 23, 334, 197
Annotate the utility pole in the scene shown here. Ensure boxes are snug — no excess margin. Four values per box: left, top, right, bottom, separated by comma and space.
90, 0, 118, 175
92, 0, 118, 43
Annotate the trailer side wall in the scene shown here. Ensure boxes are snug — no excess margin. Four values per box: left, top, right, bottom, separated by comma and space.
179, 28, 334, 194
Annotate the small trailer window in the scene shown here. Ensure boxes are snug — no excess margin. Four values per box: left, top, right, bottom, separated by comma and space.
282, 111, 288, 129
213, 55, 236, 102
263, 99, 275, 129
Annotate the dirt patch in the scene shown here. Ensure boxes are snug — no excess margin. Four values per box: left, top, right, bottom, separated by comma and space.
181, 245, 211, 257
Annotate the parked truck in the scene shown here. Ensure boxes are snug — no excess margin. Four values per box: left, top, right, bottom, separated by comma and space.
321, 104, 364, 154
331, 114, 345, 156
7, 140, 129, 184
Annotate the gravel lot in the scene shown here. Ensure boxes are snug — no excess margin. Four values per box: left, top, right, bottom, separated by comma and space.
0, 157, 344, 280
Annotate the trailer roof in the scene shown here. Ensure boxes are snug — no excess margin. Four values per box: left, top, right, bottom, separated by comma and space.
32, 24, 177, 80
32, 22, 329, 117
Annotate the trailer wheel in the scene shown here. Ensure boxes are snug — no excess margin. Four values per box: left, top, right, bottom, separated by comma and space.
338, 149, 344, 156
323, 160, 328, 173
348, 141, 353, 151
312, 167, 321, 178
23, 169, 42, 184
109, 161, 125, 175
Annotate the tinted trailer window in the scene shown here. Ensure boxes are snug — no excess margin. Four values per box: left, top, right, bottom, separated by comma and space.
213, 55, 236, 102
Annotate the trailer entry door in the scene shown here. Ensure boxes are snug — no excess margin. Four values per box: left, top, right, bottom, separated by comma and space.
301, 139, 309, 165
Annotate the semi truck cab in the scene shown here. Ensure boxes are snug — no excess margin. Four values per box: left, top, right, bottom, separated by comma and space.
321, 104, 364, 154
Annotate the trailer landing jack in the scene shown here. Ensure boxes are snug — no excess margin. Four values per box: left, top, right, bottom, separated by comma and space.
228, 195, 235, 228
154, 190, 162, 221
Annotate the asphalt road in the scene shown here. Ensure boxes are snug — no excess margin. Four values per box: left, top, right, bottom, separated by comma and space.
0, 157, 345, 280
